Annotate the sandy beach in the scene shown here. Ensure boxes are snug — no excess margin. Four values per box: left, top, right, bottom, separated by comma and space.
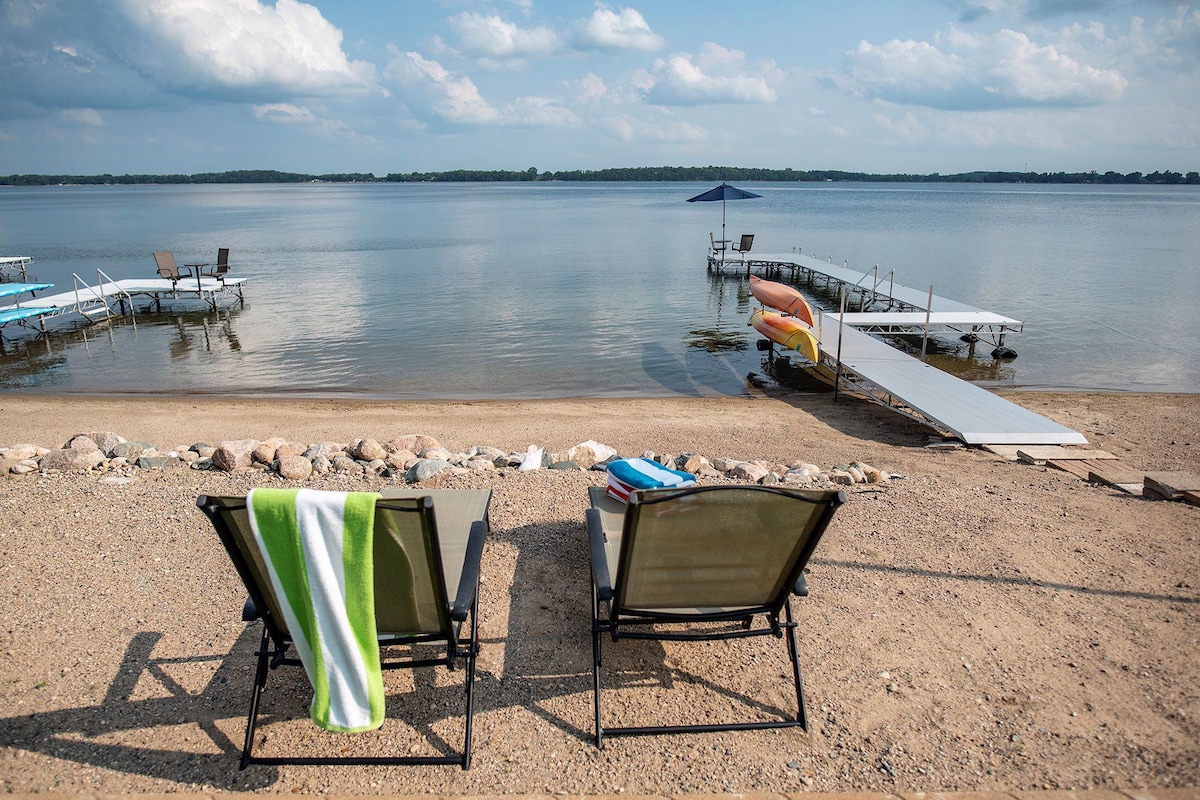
0, 390, 1196, 794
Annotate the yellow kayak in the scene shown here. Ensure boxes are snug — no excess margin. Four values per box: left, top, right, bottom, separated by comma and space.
749, 309, 821, 363
749, 276, 815, 326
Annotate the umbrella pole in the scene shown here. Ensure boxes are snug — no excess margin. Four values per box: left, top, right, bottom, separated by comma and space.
721, 199, 726, 267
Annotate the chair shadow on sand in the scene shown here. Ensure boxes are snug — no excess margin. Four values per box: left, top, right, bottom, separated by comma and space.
0, 515, 815, 790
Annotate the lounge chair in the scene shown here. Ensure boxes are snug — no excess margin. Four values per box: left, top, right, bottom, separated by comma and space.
586, 483, 845, 747
733, 234, 754, 262
196, 488, 490, 769
153, 251, 193, 286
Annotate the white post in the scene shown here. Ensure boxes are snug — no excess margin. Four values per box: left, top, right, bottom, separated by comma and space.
921, 284, 933, 361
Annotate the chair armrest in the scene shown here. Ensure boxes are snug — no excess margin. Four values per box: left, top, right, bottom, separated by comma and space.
587, 508, 613, 602
450, 519, 488, 622
792, 571, 809, 597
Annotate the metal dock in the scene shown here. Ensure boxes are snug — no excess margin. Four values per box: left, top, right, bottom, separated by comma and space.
0, 256, 33, 282
721, 249, 1086, 445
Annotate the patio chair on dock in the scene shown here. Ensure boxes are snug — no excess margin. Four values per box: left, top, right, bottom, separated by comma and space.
732, 233, 755, 262
710, 232, 730, 260
586, 483, 845, 747
200, 247, 230, 282
196, 488, 491, 769
152, 251, 193, 288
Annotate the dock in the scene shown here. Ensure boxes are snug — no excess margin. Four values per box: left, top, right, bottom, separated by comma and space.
717, 249, 1086, 445
0, 256, 33, 282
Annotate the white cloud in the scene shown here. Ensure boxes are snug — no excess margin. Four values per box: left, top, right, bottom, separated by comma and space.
114, 0, 375, 99
505, 96, 578, 126
601, 115, 707, 142
387, 50, 502, 125
59, 107, 104, 126
643, 43, 783, 106
252, 101, 376, 143
846, 26, 1127, 109
577, 6, 664, 51
447, 11, 560, 62
574, 73, 609, 103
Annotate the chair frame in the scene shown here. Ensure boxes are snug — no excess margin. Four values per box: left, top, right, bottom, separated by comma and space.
587, 484, 845, 747
732, 233, 754, 262
196, 493, 487, 770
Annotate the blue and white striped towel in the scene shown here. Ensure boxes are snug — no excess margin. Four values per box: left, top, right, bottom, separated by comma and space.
606, 457, 696, 502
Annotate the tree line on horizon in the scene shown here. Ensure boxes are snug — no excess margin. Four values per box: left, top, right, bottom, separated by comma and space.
2, 166, 1198, 186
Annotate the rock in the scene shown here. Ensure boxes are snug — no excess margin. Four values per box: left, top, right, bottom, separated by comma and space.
783, 470, 814, 484
39, 448, 105, 473
10, 460, 38, 475
174, 449, 198, 464
0, 444, 41, 461
730, 462, 770, 482
500, 452, 526, 467
590, 455, 619, 471
830, 469, 855, 486
110, 441, 153, 460
331, 456, 364, 475
192, 445, 216, 458
549, 461, 581, 471
468, 445, 507, 461
191, 457, 214, 470
678, 454, 711, 474
566, 440, 618, 469
0, 459, 18, 476
854, 461, 887, 483
212, 439, 258, 472
276, 455, 313, 480
385, 450, 419, 471
365, 459, 387, 476
420, 446, 453, 462
79, 431, 125, 454
760, 472, 781, 485
303, 442, 342, 459
465, 457, 496, 472
64, 435, 100, 452
518, 446, 545, 472
348, 438, 387, 462
311, 454, 331, 475
387, 434, 441, 454
711, 457, 738, 473
653, 453, 673, 466
405, 458, 451, 482
136, 455, 180, 470
252, 438, 287, 465
846, 466, 866, 483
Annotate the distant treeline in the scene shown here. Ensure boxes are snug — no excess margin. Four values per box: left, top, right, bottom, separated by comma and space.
3, 166, 1198, 186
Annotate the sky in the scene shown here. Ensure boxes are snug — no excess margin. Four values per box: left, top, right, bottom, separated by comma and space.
1, 0, 1198, 176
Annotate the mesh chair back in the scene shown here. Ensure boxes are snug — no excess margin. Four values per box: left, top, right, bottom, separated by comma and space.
153, 251, 180, 279
198, 495, 452, 643
215, 248, 230, 276
735, 234, 754, 252
615, 485, 836, 612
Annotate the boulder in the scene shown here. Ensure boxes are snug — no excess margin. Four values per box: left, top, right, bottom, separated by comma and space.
331, 456, 364, 475
311, 454, 331, 475
39, 448, 105, 473
0, 458, 21, 475
549, 460, 581, 471
387, 434, 441, 454
830, 469, 855, 486
191, 445, 216, 458
679, 454, 711, 474
853, 461, 887, 483
0, 444, 42, 461
566, 440, 618, 469
364, 459, 388, 476
405, 458, 452, 483
518, 446, 546, 472
80, 431, 125, 454
385, 450, 419, 471
110, 441, 153, 460
252, 438, 287, 465
303, 442, 342, 459
468, 445, 507, 461
465, 457, 496, 472
729, 462, 770, 483
419, 446, 453, 461
277, 454, 314, 480
348, 438, 387, 462
64, 435, 100, 452
212, 439, 259, 472
10, 460, 39, 474
136, 455, 180, 470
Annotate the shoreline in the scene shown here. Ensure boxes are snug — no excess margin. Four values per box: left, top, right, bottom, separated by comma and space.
0, 389, 1196, 793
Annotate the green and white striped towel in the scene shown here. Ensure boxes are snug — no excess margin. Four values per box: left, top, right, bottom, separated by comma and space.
247, 488, 385, 732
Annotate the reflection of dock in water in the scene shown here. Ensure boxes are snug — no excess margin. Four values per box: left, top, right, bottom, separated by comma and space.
710, 249, 1085, 446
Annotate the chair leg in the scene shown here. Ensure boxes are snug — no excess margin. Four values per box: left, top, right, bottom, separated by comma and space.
240, 624, 273, 770
783, 599, 808, 731
460, 593, 480, 770
591, 584, 605, 749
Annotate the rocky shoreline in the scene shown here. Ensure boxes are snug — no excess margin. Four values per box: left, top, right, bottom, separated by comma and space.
1, 431, 890, 488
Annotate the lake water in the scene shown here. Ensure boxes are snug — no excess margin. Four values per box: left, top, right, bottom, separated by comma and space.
1, 182, 1197, 397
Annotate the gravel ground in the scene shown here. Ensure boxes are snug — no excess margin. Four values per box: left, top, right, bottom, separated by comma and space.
0, 391, 1196, 794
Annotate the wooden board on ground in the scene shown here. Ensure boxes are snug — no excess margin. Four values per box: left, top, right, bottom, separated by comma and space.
1088, 467, 1148, 487
983, 444, 1022, 461
1143, 472, 1200, 500
1182, 491, 1200, 507
1017, 446, 1117, 464
1046, 459, 1105, 479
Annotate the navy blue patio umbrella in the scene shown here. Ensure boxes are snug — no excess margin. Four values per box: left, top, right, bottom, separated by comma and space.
686, 182, 762, 260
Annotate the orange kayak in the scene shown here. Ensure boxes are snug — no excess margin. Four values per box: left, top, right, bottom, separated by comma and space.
750, 309, 821, 363
749, 276, 815, 326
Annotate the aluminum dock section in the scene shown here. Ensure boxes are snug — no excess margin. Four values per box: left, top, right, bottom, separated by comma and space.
811, 313, 1086, 445
20, 276, 246, 318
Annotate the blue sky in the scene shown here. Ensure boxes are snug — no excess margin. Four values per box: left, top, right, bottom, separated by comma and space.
1, 0, 1197, 175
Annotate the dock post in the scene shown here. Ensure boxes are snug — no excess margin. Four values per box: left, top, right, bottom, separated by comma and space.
920, 285, 933, 361
833, 287, 846, 402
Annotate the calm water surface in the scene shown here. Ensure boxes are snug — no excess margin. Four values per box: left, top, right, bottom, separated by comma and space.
1, 182, 1197, 397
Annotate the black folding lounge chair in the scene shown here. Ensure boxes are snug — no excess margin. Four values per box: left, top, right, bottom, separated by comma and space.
586, 483, 845, 747
197, 488, 490, 769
